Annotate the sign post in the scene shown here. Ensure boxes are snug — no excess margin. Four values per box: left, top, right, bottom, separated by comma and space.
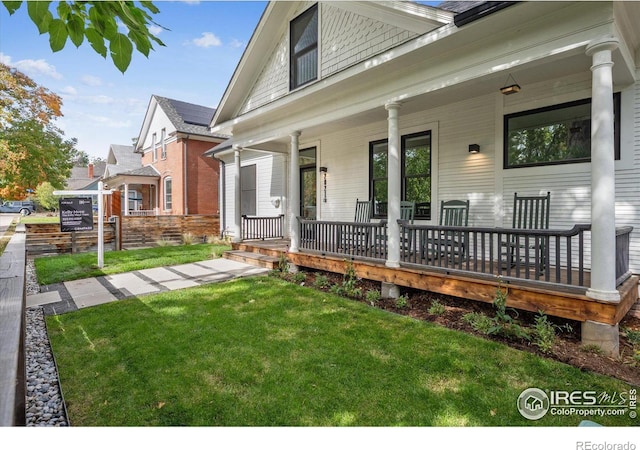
54, 181, 113, 268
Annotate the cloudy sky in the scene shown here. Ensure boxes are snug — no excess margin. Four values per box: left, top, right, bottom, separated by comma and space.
0, 1, 267, 159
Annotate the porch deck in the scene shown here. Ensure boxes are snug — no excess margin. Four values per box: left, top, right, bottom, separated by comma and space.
235, 237, 639, 326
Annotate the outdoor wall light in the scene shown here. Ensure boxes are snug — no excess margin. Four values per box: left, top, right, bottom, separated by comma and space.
468, 144, 480, 154
500, 73, 521, 95
319, 167, 328, 202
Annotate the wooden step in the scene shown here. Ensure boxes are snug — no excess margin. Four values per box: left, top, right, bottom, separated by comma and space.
231, 241, 287, 258
223, 250, 281, 270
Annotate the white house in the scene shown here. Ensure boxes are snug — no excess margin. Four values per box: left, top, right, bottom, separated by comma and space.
207, 1, 640, 354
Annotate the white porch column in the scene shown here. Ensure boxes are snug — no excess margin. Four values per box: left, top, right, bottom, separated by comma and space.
289, 131, 301, 254
385, 102, 401, 269
233, 146, 242, 243
123, 183, 129, 216
585, 38, 620, 303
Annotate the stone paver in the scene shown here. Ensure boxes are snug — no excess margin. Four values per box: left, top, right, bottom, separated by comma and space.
26, 291, 61, 308
27, 258, 269, 312
64, 278, 116, 309
105, 272, 160, 296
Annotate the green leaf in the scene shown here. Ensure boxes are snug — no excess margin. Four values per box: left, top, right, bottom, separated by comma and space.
27, 1, 51, 32
56, 1, 70, 20
85, 27, 107, 58
128, 29, 150, 57
109, 33, 133, 73
88, 5, 105, 34
48, 19, 68, 52
2, 1, 23, 15
66, 14, 84, 48
140, 1, 160, 15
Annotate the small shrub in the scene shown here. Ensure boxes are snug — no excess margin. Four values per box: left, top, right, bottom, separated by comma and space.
347, 287, 363, 299
366, 289, 381, 305
622, 327, 640, 346
581, 344, 604, 355
395, 295, 408, 309
428, 300, 446, 316
206, 234, 230, 245
313, 274, 330, 289
292, 272, 306, 284
276, 254, 289, 273
181, 232, 195, 245
155, 239, 173, 247
329, 284, 345, 296
532, 311, 556, 354
463, 312, 494, 335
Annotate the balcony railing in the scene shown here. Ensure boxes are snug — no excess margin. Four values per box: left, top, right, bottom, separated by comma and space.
297, 218, 633, 292
242, 215, 285, 240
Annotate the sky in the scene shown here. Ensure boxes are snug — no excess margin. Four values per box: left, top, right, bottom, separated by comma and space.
0, 0, 268, 160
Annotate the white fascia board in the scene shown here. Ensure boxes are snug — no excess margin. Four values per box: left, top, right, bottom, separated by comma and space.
210, 1, 293, 128
331, 1, 453, 34
135, 96, 158, 153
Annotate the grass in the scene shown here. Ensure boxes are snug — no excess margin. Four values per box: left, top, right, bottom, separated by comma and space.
19, 215, 60, 224
0, 218, 17, 256
34, 243, 230, 285
46, 276, 636, 427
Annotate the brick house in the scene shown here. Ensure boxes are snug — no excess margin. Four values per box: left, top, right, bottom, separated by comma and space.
104, 96, 226, 215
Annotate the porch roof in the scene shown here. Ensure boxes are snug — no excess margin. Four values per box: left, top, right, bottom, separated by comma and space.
211, 2, 637, 152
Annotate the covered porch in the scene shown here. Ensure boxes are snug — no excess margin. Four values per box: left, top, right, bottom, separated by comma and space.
211, 2, 640, 355
101, 168, 161, 217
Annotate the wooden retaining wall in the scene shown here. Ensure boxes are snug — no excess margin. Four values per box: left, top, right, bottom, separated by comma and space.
25, 222, 117, 256
120, 215, 219, 248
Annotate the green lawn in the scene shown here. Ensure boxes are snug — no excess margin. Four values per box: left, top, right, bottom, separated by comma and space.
46, 276, 637, 426
34, 243, 230, 285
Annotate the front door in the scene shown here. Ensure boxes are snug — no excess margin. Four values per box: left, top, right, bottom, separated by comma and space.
300, 147, 317, 220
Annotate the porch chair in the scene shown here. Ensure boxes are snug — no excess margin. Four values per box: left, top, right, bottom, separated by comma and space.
340, 198, 372, 251
400, 200, 416, 254
424, 200, 470, 263
502, 192, 551, 273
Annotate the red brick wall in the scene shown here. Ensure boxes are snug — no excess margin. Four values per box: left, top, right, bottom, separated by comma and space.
140, 137, 220, 215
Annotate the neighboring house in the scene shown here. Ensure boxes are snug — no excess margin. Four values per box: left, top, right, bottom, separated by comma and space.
65, 161, 107, 191
126, 95, 226, 216
208, 1, 640, 354
101, 144, 159, 215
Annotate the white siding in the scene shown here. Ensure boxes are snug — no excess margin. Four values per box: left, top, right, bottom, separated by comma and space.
239, 2, 418, 115
221, 153, 286, 238
320, 4, 417, 78
140, 108, 175, 153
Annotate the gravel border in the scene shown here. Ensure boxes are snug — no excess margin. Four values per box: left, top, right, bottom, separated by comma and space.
25, 259, 69, 427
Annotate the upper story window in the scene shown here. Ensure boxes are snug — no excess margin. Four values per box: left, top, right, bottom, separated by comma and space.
161, 128, 167, 160
504, 93, 621, 169
152, 132, 157, 162
290, 4, 318, 90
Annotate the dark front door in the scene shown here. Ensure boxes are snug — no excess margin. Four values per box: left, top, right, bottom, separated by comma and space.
300, 147, 317, 219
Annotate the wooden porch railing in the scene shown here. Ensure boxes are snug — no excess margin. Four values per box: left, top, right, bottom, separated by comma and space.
299, 218, 388, 259
298, 218, 633, 292
126, 209, 156, 217
242, 215, 285, 240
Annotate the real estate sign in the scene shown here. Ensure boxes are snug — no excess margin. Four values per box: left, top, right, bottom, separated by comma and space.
59, 197, 94, 232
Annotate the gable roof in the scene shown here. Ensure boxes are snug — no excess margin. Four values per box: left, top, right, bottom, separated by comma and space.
210, 1, 454, 129
65, 161, 107, 190
104, 144, 140, 178
135, 95, 226, 153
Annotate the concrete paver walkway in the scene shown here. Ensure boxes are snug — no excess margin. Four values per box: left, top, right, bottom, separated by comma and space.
27, 258, 270, 315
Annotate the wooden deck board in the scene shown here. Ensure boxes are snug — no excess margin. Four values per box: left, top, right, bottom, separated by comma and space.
234, 240, 638, 325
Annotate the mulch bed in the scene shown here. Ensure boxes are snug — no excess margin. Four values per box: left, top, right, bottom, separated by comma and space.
283, 268, 640, 387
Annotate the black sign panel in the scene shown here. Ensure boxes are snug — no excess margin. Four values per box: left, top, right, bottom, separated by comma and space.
59, 198, 94, 232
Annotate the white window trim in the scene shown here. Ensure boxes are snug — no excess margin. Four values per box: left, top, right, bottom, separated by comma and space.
163, 177, 172, 211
